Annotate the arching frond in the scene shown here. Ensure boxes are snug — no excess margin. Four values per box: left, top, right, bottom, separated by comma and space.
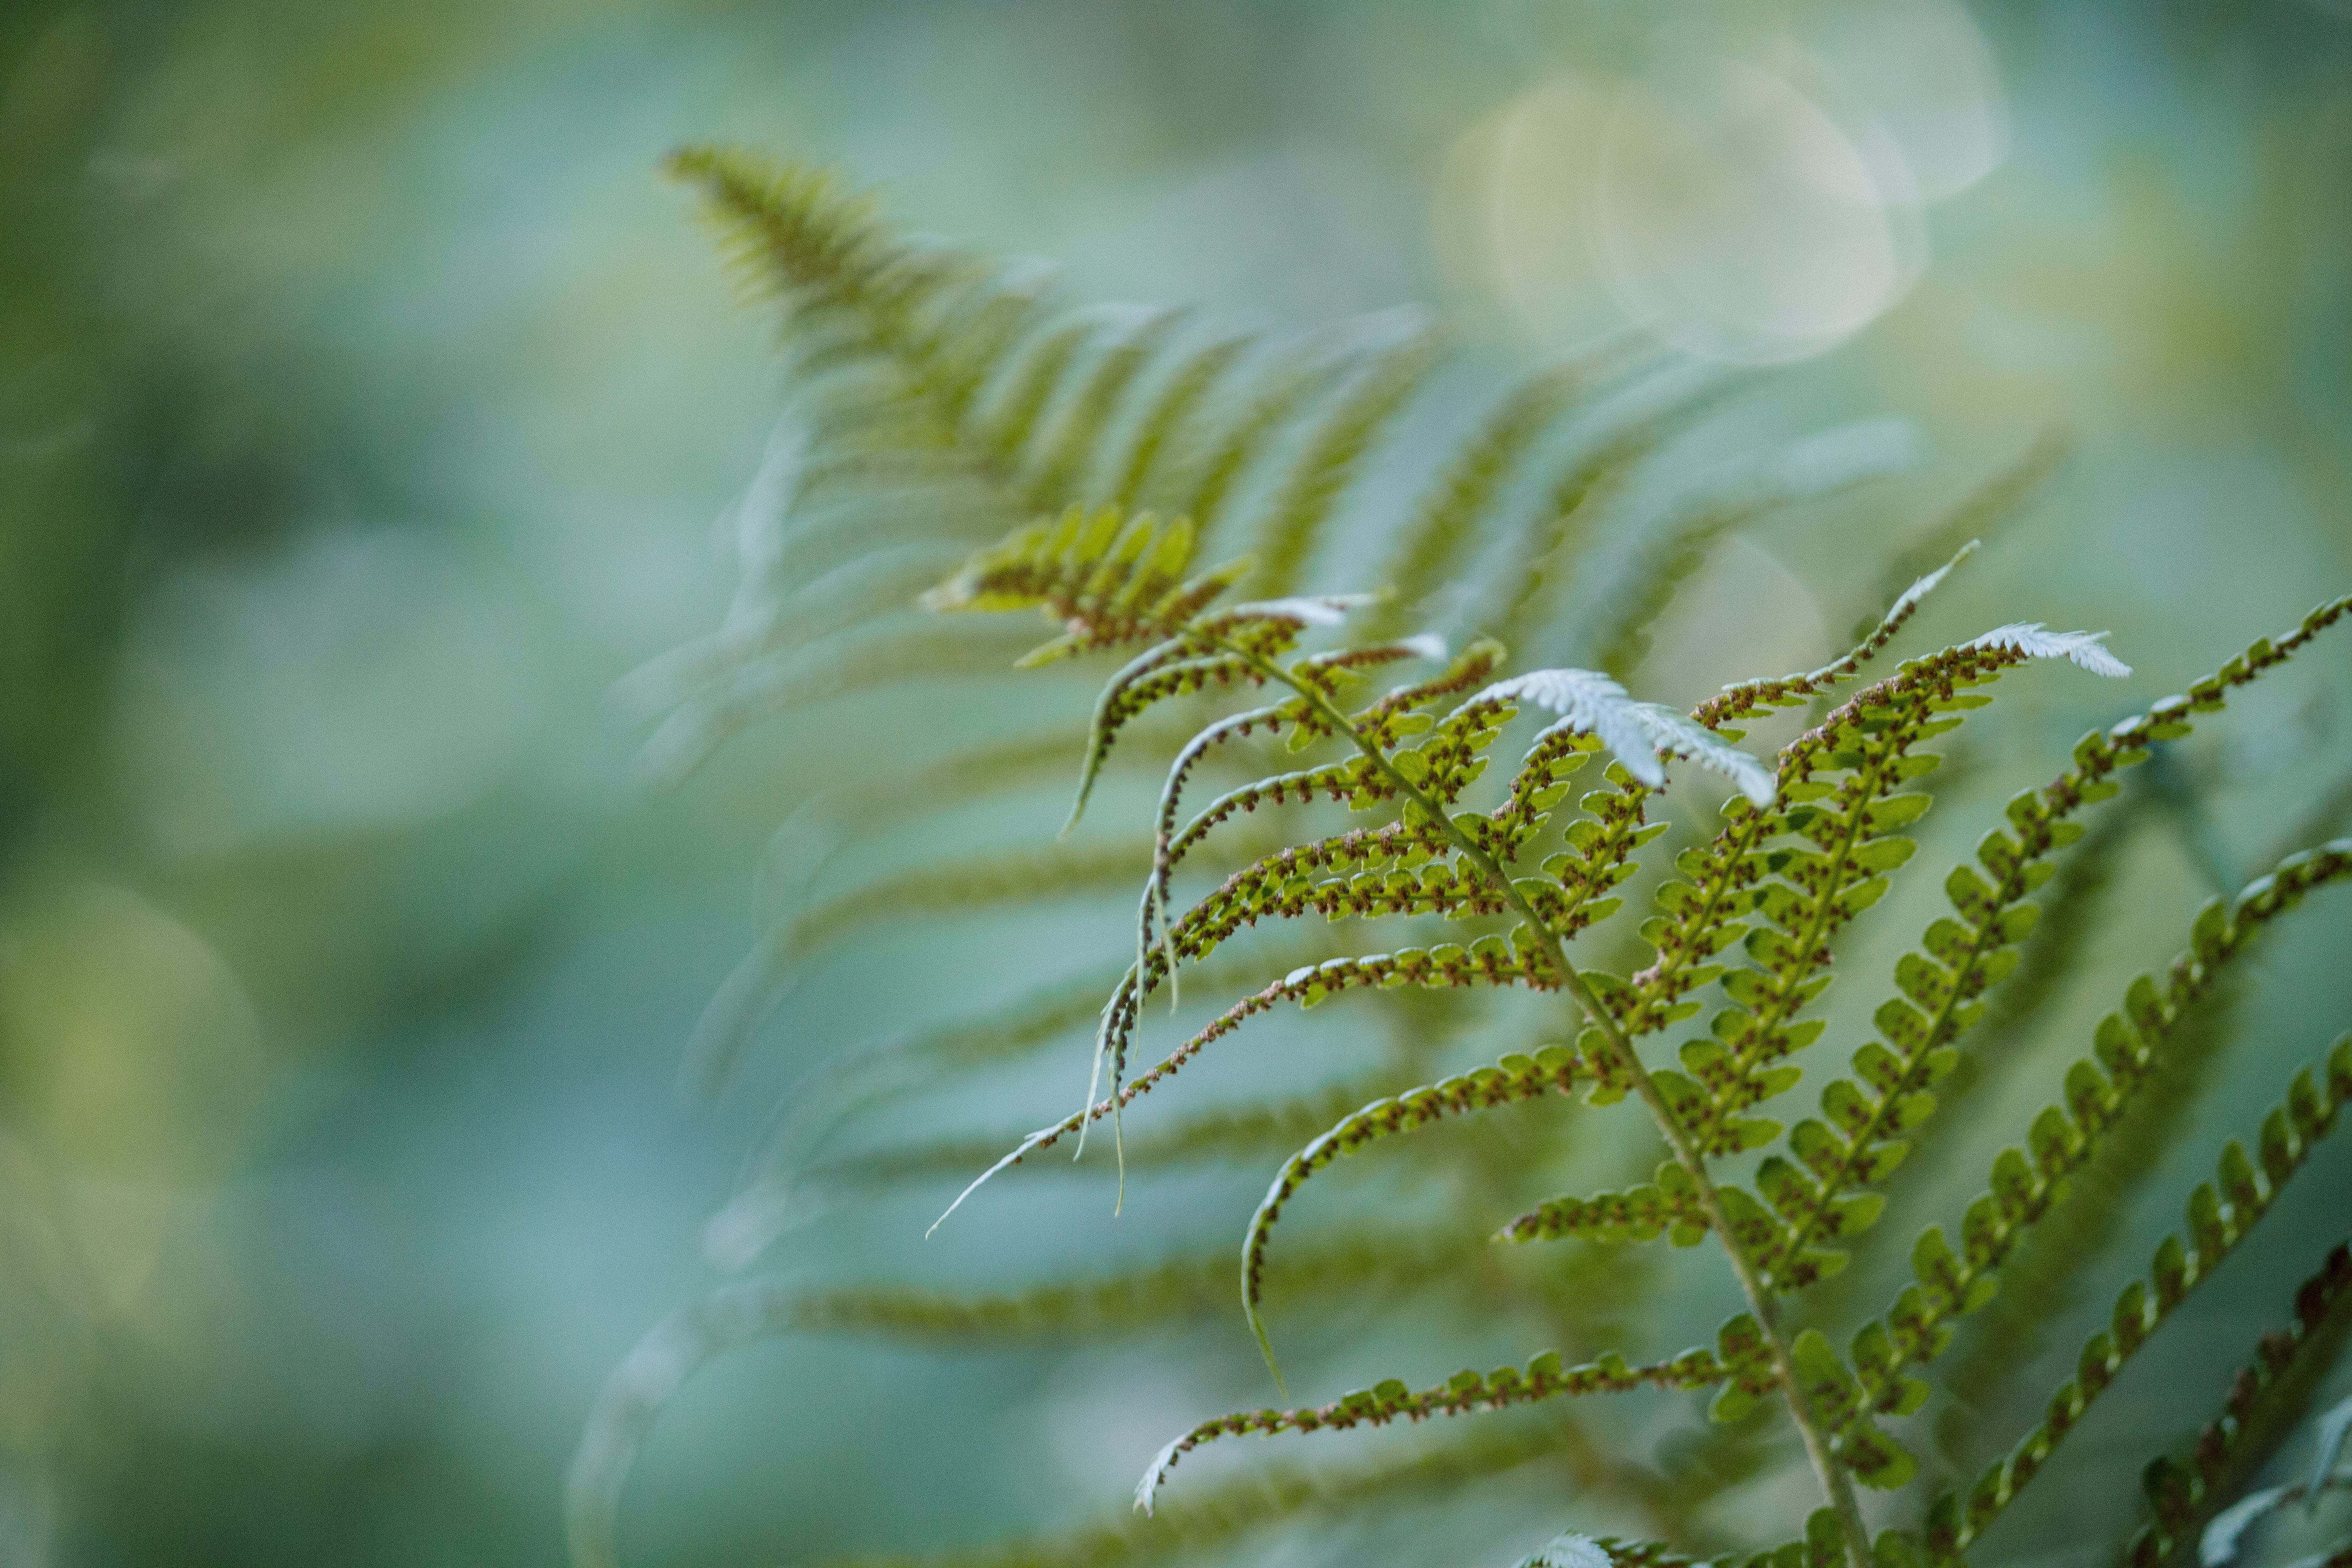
1137, 1342, 1730, 1516
1917, 1035, 2352, 1563
2121, 1242, 2352, 1568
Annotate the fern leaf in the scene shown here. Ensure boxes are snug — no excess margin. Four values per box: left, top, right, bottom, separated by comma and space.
1107, 331, 1253, 510
1755, 601, 2352, 1285
1845, 851, 2352, 1434
1136, 1342, 1729, 1516
1240, 1046, 1588, 1381
1245, 324, 1444, 596
1479, 668, 1778, 805
1916, 1035, 2352, 1563
1021, 304, 1190, 509
1499, 1164, 1711, 1247
2122, 1243, 2352, 1568
1846, 427, 2070, 644
1371, 339, 1646, 634
1580, 419, 1920, 678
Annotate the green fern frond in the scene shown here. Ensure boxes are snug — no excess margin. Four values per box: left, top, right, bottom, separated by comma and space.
1845, 428, 2071, 643
1371, 338, 1648, 635
1751, 605, 2352, 1288
1240, 1045, 1588, 1382
1580, 419, 1919, 678
620, 141, 2352, 1568
1136, 1341, 1730, 1517
2122, 1242, 2352, 1568
1918, 1034, 2352, 1563
1845, 851, 2352, 1445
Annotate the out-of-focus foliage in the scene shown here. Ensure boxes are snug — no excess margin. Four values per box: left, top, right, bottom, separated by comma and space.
2, 3, 2351, 1567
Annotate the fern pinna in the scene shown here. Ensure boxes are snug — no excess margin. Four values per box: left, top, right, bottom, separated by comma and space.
577, 146, 2352, 1568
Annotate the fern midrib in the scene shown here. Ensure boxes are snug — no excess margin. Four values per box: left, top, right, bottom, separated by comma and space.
1207, 630, 1877, 1568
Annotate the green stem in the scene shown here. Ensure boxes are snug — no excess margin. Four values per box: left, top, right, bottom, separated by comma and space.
1218, 636, 1874, 1568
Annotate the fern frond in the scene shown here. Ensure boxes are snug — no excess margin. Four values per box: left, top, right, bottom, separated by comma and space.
1752, 603, 2352, 1286
1843, 852, 2352, 1444
1498, 1166, 1711, 1247
1917, 1036, 2352, 1563
1370, 338, 1646, 633
1244, 324, 1443, 596
1239, 1045, 1588, 1382
1136, 1341, 1730, 1516
2123, 1242, 2352, 1568
1477, 369, 1752, 646
1845, 428, 2070, 643
1580, 419, 1920, 678
1107, 332, 1253, 511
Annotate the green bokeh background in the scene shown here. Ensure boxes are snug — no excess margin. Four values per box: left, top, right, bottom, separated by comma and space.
2, 3, 2349, 1565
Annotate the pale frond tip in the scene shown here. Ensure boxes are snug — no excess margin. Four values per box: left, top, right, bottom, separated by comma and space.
1483, 667, 1777, 807
1966, 622, 2131, 678
1515, 1534, 1616, 1568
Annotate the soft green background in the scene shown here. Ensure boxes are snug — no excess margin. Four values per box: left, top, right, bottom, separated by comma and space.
2, 2, 2349, 1565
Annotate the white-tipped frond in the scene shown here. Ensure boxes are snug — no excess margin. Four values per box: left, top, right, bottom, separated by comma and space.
1396, 631, 1448, 660
1630, 703, 1778, 807
1516, 1535, 1615, 1568
1134, 1435, 1187, 1516
1968, 623, 2131, 678
1484, 668, 1777, 806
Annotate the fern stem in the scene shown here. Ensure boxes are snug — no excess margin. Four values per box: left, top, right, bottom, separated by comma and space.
1213, 635, 1876, 1568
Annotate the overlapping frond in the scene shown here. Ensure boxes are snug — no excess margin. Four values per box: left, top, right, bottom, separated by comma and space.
1915, 1032, 2352, 1563
2122, 1243, 2352, 1568
1833, 846, 2352, 1444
